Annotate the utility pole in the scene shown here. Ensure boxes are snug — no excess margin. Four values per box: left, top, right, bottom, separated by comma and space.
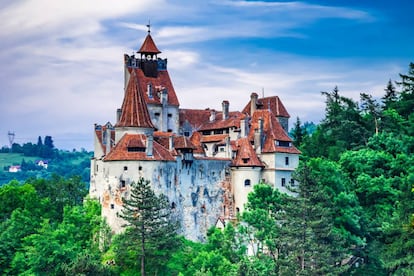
8, 131, 15, 153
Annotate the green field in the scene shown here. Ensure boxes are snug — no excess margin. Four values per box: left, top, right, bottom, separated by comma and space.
0, 153, 40, 168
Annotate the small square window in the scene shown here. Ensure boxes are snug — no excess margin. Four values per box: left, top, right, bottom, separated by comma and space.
139, 166, 142, 171
124, 166, 128, 171
110, 204, 114, 209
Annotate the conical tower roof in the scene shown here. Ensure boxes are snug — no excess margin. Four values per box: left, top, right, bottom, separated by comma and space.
116, 70, 154, 128
138, 33, 161, 54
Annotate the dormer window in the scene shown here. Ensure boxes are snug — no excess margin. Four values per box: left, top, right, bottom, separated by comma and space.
276, 140, 291, 147
127, 146, 146, 152
242, 158, 249, 164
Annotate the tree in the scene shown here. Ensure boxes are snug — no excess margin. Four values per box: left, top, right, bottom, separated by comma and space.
360, 92, 381, 135
382, 79, 398, 110
395, 62, 414, 118
117, 177, 179, 275
291, 116, 307, 147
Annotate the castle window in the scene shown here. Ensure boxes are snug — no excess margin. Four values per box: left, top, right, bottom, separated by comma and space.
184, 131, 190, 137
121, 180, 126, 188
147, 83, 153, 98
276, 140, 291, 147
171, 202, 176, 209
168, 129, 172, 132
168, 113, 172, 117
281, 178, 286, 187
285, 156, 289, 166
110, 204, 114, 209
127, 147, 145, 152
242, 158, 249, 164
154, 112, 160, 116
244, 179, 251, 186
139, 166, 142, 171
124, 166, 128, 171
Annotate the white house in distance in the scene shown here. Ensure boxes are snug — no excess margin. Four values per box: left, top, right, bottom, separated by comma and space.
89, 27, 300, 241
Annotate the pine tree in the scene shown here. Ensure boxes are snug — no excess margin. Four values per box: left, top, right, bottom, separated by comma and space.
118, 177, 179, 276
280, 162, 349, 275
382, 79, 398, 110
291, 116, 306, 147
395, 62, 414, 118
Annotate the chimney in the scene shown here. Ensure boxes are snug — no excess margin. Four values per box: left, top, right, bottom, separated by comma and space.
250, 92, 258, 115
169, 135, 174, 151
222, 100, 229, 120
116, 108, 122, 123
146, 134, 153, 156
209, 109, 216, 122
240, 117, 248, 138
254, 117, 263, 154
161, 88, 168, 106
105, 127, 111, 154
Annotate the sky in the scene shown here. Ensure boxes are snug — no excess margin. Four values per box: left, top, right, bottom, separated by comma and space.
0, 0, 413, 150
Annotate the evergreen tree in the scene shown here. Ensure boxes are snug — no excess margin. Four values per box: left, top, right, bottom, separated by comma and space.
382, 79, 398, 110
291, 116, 306, 147
395, 62, 414, 118
117, 177, 179, 275
280, 162, 349, 275
360, 92, 381, 135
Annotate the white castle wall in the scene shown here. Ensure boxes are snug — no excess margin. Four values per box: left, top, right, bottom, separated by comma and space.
90, 156, 231, 241
230, 166, 262, 213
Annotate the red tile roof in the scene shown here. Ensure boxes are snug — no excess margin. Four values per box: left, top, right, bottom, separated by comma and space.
179, 109, 245, 131
189, 132, 205, 154
249, 110, 300, 154
199, 111, 245, 131
131, 68, 180, 107
179, 109, 211, 131
232, 138, 264, 167
104, 134, 175, 161
116, 71, 154, 128
138, 34, 161, 54
200, 134, 228, 143
242, 95, 290, 118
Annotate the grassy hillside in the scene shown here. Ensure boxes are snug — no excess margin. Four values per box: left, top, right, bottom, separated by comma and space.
0, 153, 40, 168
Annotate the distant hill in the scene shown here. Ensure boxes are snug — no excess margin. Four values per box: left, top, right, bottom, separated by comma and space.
0, 150, 92, 186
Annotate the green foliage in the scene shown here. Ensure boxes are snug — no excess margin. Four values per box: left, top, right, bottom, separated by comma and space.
115, 177, 179, 275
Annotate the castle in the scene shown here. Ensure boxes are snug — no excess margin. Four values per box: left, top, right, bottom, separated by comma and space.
89, 28, 300, 241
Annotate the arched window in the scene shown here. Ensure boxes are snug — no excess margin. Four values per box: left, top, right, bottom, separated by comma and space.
244, 179, 251, 186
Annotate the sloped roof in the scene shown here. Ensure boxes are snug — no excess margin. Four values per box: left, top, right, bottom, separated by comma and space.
116, 71, 154, 128
249, 110, 300, 154
138, 34, 161, 54
130, 68, 180, 106
242, 95, 290, 118
104, 134, 175, 161
179, 109, 245, 131
154, 132, 196, 150
200, 134, 228, 143
189, 132, 205, 154
199, 111, 245, 131
232, 138, 264, 167
179, 109, 211, 130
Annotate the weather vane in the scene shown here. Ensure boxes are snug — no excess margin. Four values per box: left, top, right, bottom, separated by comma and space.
146, 20, 151, 34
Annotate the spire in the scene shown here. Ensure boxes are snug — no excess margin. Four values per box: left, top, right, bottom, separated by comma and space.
116, 70, 154, 128
137, 22, 161, 55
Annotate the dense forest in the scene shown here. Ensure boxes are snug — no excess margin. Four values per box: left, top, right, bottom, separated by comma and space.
0, 63, 413, 275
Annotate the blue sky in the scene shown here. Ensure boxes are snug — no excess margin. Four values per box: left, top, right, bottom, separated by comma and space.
0, 0, 412, 150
